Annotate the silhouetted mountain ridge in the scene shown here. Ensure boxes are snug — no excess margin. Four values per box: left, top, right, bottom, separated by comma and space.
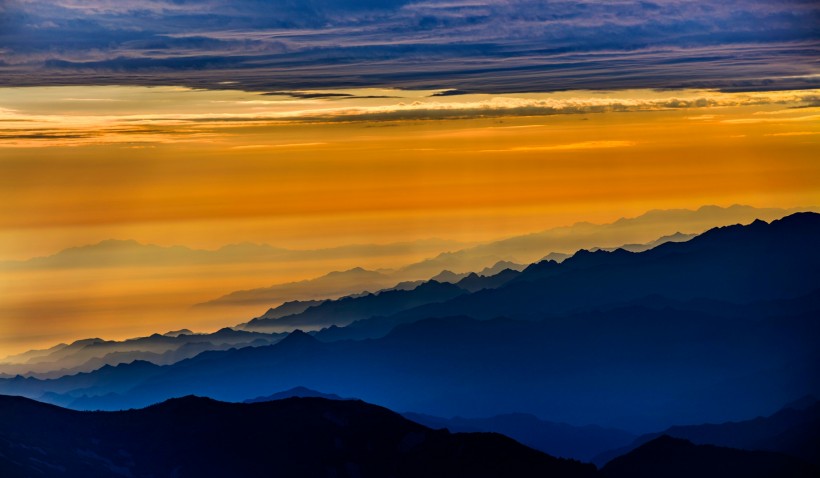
0, 327, 284, 378
202, 205, 812, 310
0, 394, 598, 478
384, 212, 820, 323
244, 280, 467, 331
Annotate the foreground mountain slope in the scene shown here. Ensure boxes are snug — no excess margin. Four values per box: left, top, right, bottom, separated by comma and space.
0, 394, 597, 478
601, 435, 818, 478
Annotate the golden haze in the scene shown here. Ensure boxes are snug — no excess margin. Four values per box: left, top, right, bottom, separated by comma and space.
0, 86, 818, 355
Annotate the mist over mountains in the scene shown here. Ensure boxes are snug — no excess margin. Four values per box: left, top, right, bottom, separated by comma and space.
1, 204, 804, 376
0, 328, 284, 379
2, 212, 817, 434
4, 204, 804, 376
197, 204, 816, 307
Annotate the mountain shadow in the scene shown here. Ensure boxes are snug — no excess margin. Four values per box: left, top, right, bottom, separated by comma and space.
0, 394, 598, 478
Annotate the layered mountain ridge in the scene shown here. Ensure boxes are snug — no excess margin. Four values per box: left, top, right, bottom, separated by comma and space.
1, 213, 817, 432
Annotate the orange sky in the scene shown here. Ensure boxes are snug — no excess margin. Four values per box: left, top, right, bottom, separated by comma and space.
1, 86, 819, 355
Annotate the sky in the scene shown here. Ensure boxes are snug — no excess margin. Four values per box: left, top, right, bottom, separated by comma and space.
1, 1, 818, 92
0, 0, 818, 355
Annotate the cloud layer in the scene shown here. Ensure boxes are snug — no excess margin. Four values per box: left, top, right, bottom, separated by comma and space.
1, 86, 818, 147
1, 0, 818, 92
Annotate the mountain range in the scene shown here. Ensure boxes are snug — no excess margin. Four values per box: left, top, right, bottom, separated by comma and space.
2, 206, 740, 375
241, 211, 817, 334
0, 328, 284, 378
2, 213, 817, 432
221, 385, 820, 467
203, 204, 812, 307
1, 210, 819, 476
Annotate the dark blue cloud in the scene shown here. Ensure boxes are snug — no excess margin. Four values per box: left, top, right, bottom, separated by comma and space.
1, 0, 818, 92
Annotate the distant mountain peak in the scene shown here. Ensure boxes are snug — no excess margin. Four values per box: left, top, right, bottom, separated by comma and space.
276, 329, 320, 348
245, 386, 346, 403
431, 270, 466, 282
163, 329, 194, 337
327, 267, 380, 277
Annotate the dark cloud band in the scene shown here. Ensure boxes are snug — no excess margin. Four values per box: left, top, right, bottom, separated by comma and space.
1, 0, 818, 93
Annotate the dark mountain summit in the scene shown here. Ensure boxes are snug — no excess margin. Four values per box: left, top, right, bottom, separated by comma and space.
0, 394, 597, 478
